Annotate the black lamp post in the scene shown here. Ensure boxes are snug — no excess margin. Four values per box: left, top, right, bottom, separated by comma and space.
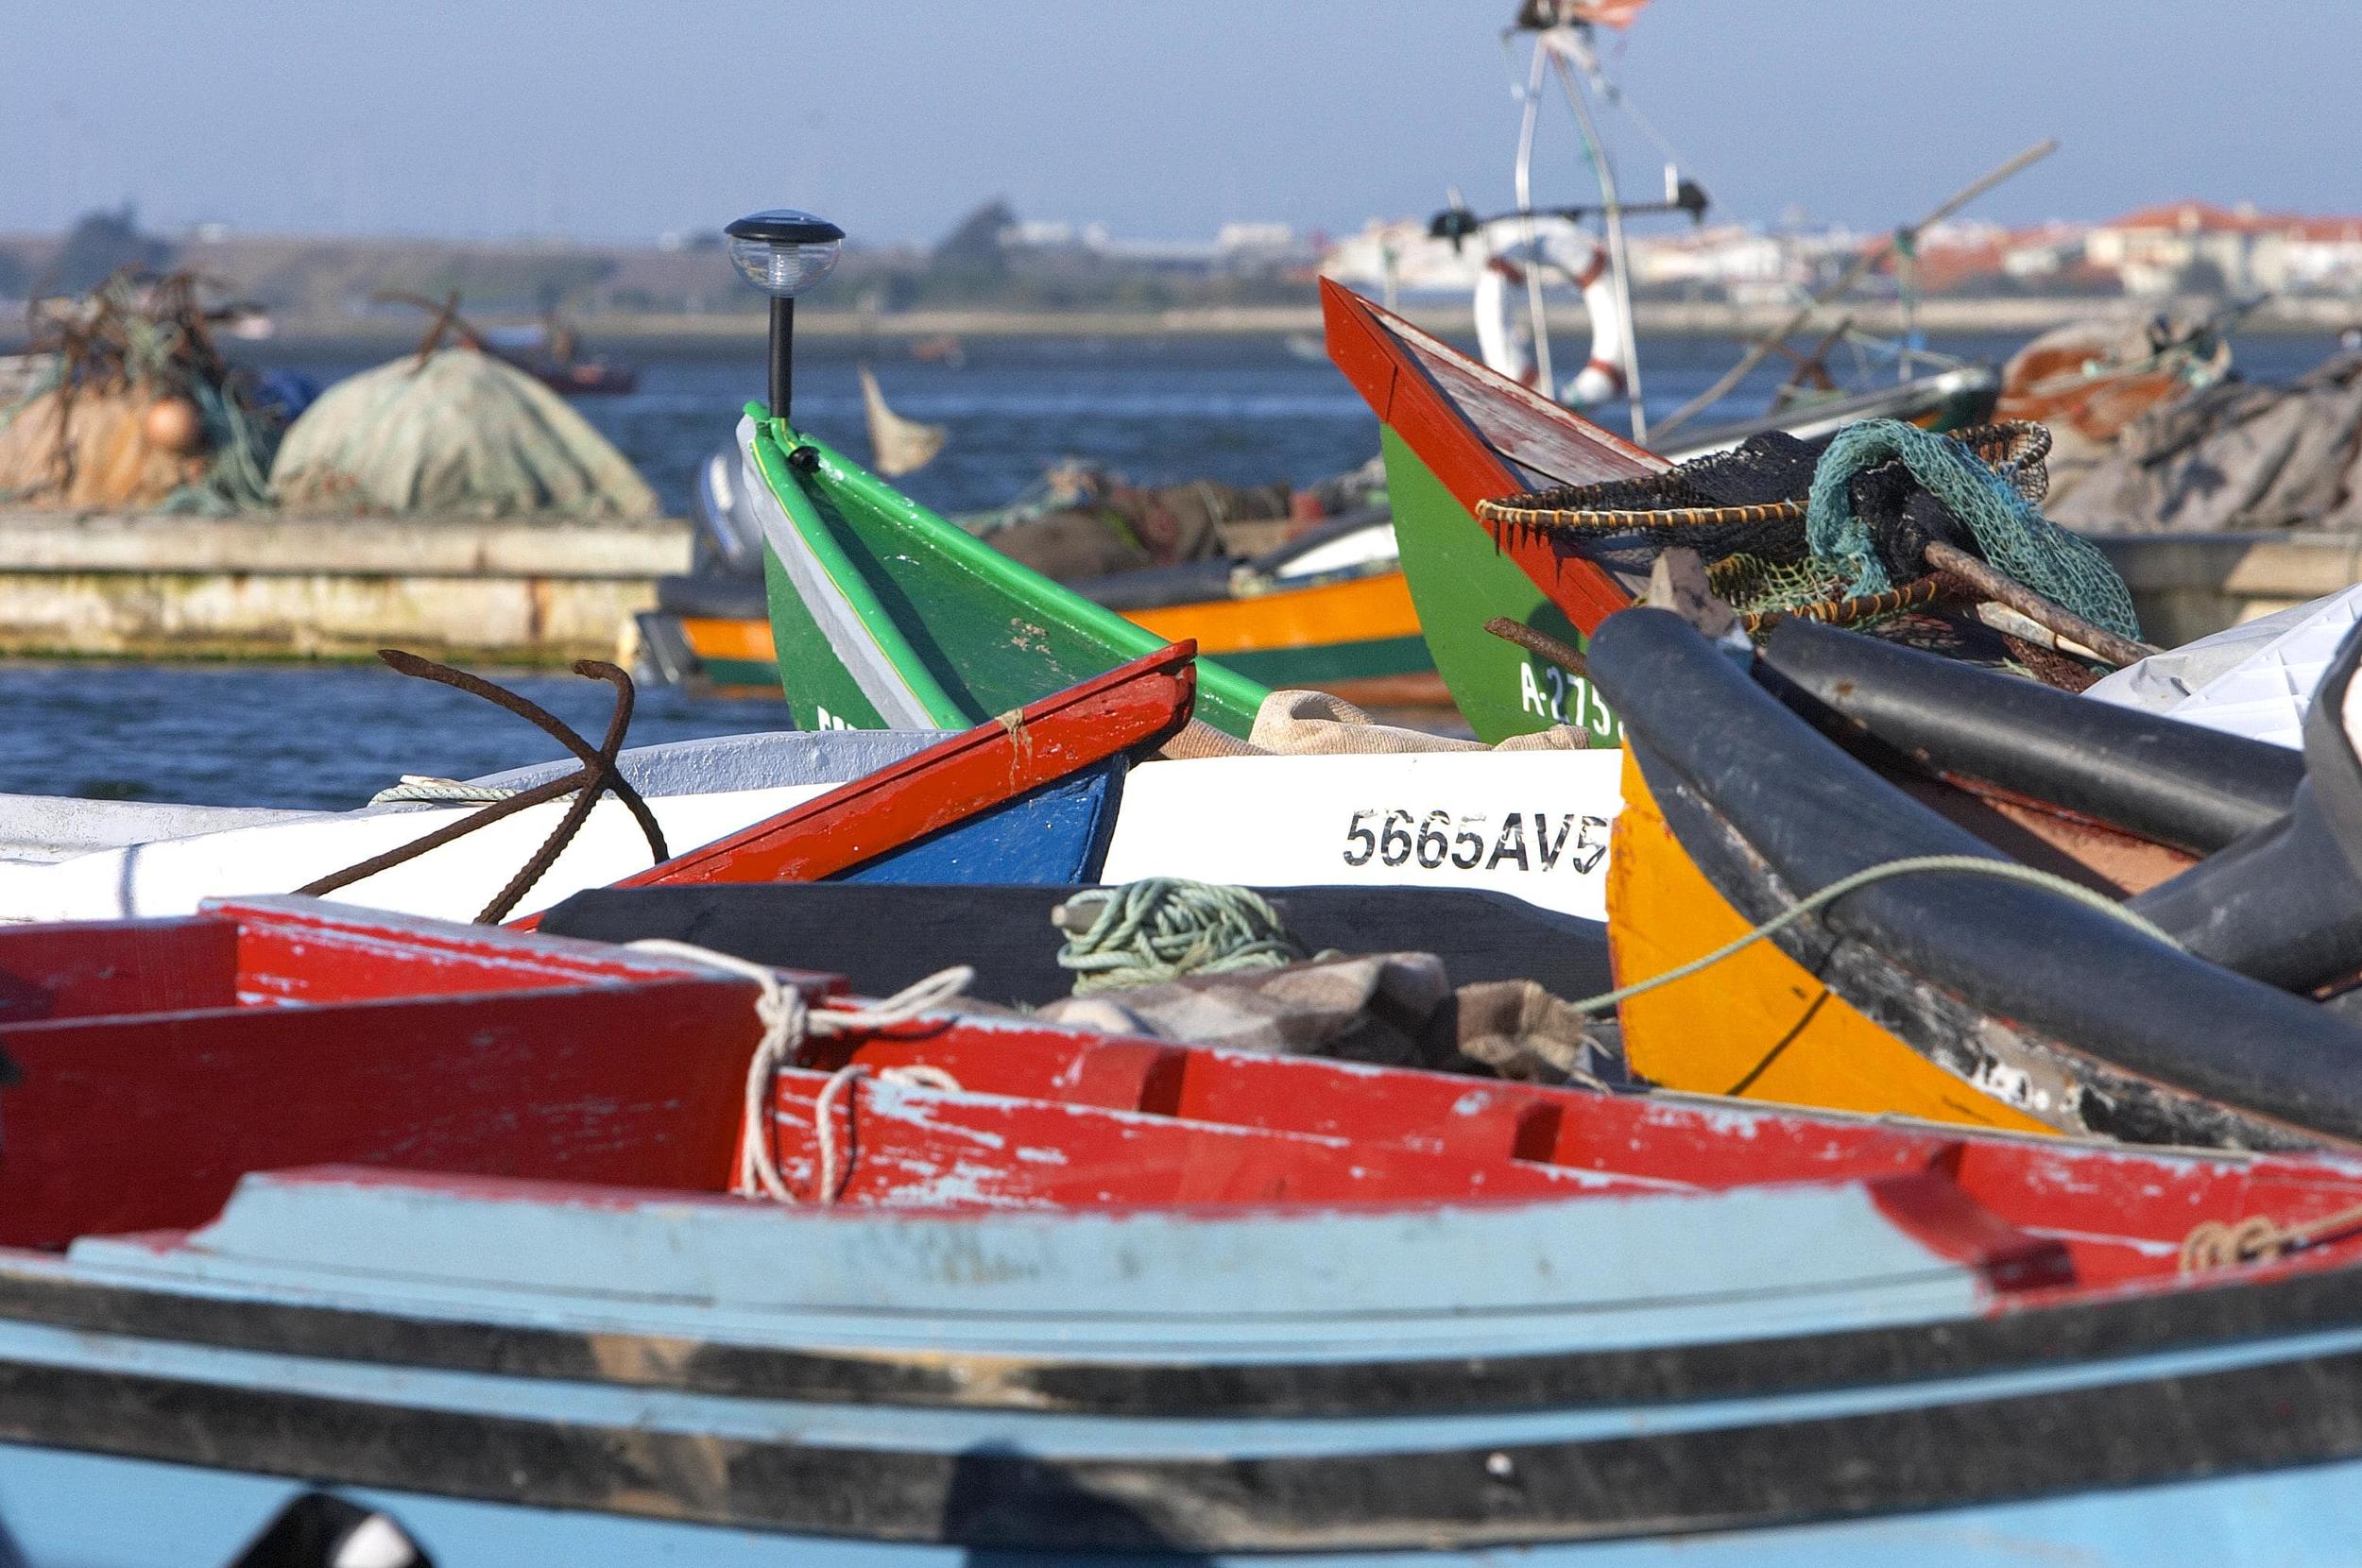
726, 209, 846, 423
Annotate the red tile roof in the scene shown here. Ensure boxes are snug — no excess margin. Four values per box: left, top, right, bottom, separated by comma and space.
2099, 200, 2272, 235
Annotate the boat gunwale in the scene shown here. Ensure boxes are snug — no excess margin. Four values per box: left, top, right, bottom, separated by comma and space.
11, 1178, 2362, 1421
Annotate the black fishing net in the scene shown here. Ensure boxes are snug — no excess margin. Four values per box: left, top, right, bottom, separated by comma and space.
1479, 421, 2080, 657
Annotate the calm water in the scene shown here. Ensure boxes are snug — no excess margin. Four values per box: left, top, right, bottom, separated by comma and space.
8, 329, 2345, 809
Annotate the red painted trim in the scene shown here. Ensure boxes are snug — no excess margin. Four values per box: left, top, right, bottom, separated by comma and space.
1322, 279, 1652, 636
202, 895, 843, 998
530, 642, 1198, 912
1867, 1167, 2072, 1293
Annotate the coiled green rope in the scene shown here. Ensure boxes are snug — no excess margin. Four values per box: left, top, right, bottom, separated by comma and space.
1806, 418, 2141, 639
1054, 878, 1314, 996
1566, 853, 2182, 1016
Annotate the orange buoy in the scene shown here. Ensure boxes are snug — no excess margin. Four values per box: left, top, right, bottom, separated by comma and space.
143, 395, 205, 454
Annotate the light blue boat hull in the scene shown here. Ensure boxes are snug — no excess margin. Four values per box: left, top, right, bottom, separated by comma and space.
6, 1161, 2362, 1561
10, 1427, 2362, 1566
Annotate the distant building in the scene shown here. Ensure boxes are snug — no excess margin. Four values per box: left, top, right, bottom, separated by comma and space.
1005, 218, 1311, 274
2253, 217, 2362, 296
1625, 225, 1788, 298
1999, 222, 2088, 282
2079, 201, 2362, 297
2084, 201, 2269, 296
1322, 217, 1495, 295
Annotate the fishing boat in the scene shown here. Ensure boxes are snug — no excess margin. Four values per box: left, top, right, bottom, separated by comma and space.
1326, 278, 2151, 741
1325, 277, 1657, 741
11, 893, 2362, 1559
638, 424, 1439, 711
0, 645, 1628, 927
1583, 596, 2362, 1150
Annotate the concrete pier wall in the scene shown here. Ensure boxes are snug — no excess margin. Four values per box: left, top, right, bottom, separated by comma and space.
2094, 532, 2362, 648
0, 510, 691, 663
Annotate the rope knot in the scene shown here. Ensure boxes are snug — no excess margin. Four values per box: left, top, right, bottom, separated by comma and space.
627, 940, 971, 1204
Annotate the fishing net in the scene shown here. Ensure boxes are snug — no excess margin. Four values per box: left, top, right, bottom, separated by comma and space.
0, 271, 282, 513
1478, 419, 2140, 647
271, 348, 658, 517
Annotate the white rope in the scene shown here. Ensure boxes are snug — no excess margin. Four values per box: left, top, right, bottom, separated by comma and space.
810, 1061, 965, 1203
369, 775, 522, 807
626, 941, 973, 1203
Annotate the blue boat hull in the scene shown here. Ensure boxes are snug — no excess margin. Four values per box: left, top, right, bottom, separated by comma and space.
832, 756, 1124, 885
9, 1165, 2362, 1562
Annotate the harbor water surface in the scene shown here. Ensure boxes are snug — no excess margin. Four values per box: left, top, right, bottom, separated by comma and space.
14, 331, 2343, 809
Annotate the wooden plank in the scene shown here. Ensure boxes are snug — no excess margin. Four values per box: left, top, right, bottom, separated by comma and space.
0, 916, 236, 1022
211, 895, 842, 1003
0, 978, 762, 1248
762, 1065, 1600, 1210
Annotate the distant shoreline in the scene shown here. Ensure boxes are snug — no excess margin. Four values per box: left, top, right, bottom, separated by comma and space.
4, 293, 2351, 356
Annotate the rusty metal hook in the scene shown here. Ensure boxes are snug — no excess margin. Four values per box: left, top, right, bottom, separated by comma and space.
293, 652, 670, 923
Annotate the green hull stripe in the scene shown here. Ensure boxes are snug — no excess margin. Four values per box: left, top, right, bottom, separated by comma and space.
1214, 634, 1434, 686
1381, 424, 1621, 747
696, 656, 781, 689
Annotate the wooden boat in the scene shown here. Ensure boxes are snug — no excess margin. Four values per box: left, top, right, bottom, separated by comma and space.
13, 894, 2362, 1558
1323, 279, 2025, 743
640, 425, 1442, 709
1325, 278, 1659, 742
1583, 600, 2362, 1150
0, 645, 1629, 926
0, 649, 1177, 925
744, 407, 1266, 737
649, 503, 1446, 707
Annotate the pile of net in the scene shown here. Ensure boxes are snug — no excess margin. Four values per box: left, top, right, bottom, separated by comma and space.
0, 271, 282, 513
2043, 351, 2362, 535
957, 455, 1385, 582
1475, 418, 2144, 686
1993, 315, 2232, 505
271, 348, 658, 517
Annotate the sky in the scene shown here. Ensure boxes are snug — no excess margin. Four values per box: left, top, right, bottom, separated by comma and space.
6, 1, 2360, 247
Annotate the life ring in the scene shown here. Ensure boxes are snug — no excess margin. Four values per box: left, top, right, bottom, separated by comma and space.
1471, 235, 1630, 409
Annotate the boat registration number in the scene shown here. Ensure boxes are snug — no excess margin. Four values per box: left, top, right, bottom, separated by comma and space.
1343, 809, 1609, 875
1518, 660, 1622, 744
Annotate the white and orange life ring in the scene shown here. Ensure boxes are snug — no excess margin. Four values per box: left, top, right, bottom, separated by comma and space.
1471, 233, 1629, 409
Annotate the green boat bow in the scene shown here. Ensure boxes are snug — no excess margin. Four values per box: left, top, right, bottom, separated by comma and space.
743, 406, 1270, 738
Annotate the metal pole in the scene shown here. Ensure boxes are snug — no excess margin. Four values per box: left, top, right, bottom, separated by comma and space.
769, 296, 796, 421
1550, 44, 1647, 442
1511, 35, 1556, 397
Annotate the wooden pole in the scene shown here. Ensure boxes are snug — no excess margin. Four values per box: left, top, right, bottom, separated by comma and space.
1924, 540, 2160, 669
